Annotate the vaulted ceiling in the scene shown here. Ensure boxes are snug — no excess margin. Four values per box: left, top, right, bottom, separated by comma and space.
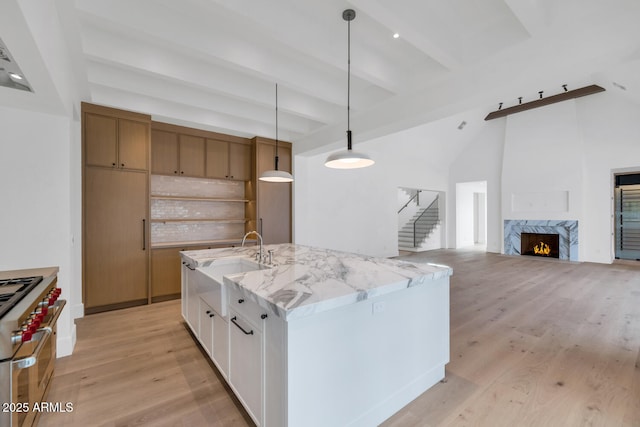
3, 0, 640, 155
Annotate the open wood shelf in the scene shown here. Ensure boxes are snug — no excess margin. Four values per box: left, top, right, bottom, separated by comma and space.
151, 195, 249, 202
150, 218, 249, 223
151, 238, 256, 249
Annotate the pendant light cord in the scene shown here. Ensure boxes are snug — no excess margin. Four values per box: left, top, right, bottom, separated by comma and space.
274, 83, 280, 170
347, 17, 352, 150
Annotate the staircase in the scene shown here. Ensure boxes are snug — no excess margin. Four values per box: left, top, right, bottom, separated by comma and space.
398, 199, 440, 249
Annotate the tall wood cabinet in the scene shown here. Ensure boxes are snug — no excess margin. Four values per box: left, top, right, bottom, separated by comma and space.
82, 105, 293, 313
82, 103, 151, 314
252, 137, 292, 244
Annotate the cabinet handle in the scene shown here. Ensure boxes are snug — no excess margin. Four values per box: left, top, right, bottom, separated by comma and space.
238, 299, 244, 304
174, 170, 178, 174
142, 219, 146, 250
185, 263, 195, 271
206, 310, 214, 318
121, 163, 125, 168
231, 316, 253, 335
112, 162, 116, 167
180, 171, 184, 174
230, 175, 234, 179
261, 314, 268, 320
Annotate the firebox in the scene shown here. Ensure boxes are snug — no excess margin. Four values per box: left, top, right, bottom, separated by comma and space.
521, 232, 560, 258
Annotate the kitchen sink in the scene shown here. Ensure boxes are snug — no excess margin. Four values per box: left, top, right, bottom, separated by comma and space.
195, 258, 268, 315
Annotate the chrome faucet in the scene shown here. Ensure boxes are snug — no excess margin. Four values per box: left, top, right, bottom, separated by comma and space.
242, 231, 264, 263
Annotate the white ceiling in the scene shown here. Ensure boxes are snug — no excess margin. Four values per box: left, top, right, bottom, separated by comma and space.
3, 0, 640, 155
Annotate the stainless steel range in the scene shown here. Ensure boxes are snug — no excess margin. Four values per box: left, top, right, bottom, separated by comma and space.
0, 268, 65, 427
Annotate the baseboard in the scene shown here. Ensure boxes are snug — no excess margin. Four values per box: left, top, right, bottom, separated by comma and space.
72, 302, 84, 319
57, 322, 77, 358
347, 363, 446, 427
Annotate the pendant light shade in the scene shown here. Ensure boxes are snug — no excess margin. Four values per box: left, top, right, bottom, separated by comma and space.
325, 9, 374, 170
260, 84, 294, 183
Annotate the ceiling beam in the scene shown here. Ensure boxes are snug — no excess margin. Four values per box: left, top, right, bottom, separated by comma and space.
484, 84, 605, 120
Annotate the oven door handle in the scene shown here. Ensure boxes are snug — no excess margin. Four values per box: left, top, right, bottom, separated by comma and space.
12, 329, 51, 370
39, 299, 66, 331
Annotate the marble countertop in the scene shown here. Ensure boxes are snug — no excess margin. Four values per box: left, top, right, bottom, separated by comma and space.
181, 244, 452, 321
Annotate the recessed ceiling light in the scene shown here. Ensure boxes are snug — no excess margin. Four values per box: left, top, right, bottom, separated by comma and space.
8, 72, 22, 80
393, 33, 400, 39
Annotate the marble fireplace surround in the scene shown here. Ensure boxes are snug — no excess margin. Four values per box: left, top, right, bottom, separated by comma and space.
504, 220, 579, 261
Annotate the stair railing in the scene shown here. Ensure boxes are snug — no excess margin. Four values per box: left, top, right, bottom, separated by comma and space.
398, 190, 421, 214
413, 196, 438, 247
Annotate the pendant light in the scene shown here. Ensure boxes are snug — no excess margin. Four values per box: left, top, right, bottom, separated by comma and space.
325, 9, 374, 169
259, 83, 294, 182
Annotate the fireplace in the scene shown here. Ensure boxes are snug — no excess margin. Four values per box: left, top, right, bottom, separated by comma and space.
504, 220, 579, 261
521, 232, 560, 258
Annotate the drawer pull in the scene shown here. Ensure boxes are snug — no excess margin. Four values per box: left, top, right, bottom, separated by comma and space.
238, 299, 244, 304
231, 316, 253, 335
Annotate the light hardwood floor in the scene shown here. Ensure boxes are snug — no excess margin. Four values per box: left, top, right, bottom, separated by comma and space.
40, 249, 640, 426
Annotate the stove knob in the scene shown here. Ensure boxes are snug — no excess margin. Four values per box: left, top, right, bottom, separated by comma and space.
28, 322, 38, 334
22, 331, 33, 342
39, 306, 48, 316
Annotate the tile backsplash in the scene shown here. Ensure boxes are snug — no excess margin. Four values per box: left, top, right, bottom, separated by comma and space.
150, 175, 247, 245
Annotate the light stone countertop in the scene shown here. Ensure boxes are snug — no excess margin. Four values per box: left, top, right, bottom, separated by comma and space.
181, 244, 452, 321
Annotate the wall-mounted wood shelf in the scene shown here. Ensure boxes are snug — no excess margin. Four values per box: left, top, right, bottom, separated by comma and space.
484, 84, 605, 121
151, 195, 249, 202
151, 218, 249, 223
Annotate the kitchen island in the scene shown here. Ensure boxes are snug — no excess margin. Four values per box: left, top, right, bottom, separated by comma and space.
181, 244, 452, 427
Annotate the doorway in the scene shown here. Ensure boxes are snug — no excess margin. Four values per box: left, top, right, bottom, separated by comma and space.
456, 181, 487, 249
614, 173, 640, 260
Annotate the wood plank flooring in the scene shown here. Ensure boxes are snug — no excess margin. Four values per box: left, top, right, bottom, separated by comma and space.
39, 249, 640, 426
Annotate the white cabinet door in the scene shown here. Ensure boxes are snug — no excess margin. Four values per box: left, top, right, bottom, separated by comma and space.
229, 309, 263, 426
199, 299, 215, 355
213, 314, 229, 379
185, 266, 199, 335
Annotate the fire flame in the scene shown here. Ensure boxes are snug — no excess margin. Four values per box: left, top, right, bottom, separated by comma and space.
534, 241, 551, 256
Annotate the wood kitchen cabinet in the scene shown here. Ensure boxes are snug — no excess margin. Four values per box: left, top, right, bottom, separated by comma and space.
83, 103, 149, 171
151, 126, 205, 177
178, 135, 205, 177
84, 167, 149, 313
82, 103, 151, 314
206, 139, 251, 181
150, 247, 184, 302
253, 137, 292, 244
150, 129, 178, 175
152, 122, 250, 180
151, 244, 213, 302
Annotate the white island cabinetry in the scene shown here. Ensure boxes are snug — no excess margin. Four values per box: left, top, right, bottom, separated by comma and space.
181, 244, 451, 427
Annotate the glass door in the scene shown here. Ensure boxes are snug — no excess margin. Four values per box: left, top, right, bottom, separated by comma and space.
614, 176, 640, 260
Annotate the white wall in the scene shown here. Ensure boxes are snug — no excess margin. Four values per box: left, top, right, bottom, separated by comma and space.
449, 120, 505, 253
0, 105, 78, 356
294, 125, 459, 257
579, 91, 640, 263
448, 90, 640, 263
297, 88, 640, 264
